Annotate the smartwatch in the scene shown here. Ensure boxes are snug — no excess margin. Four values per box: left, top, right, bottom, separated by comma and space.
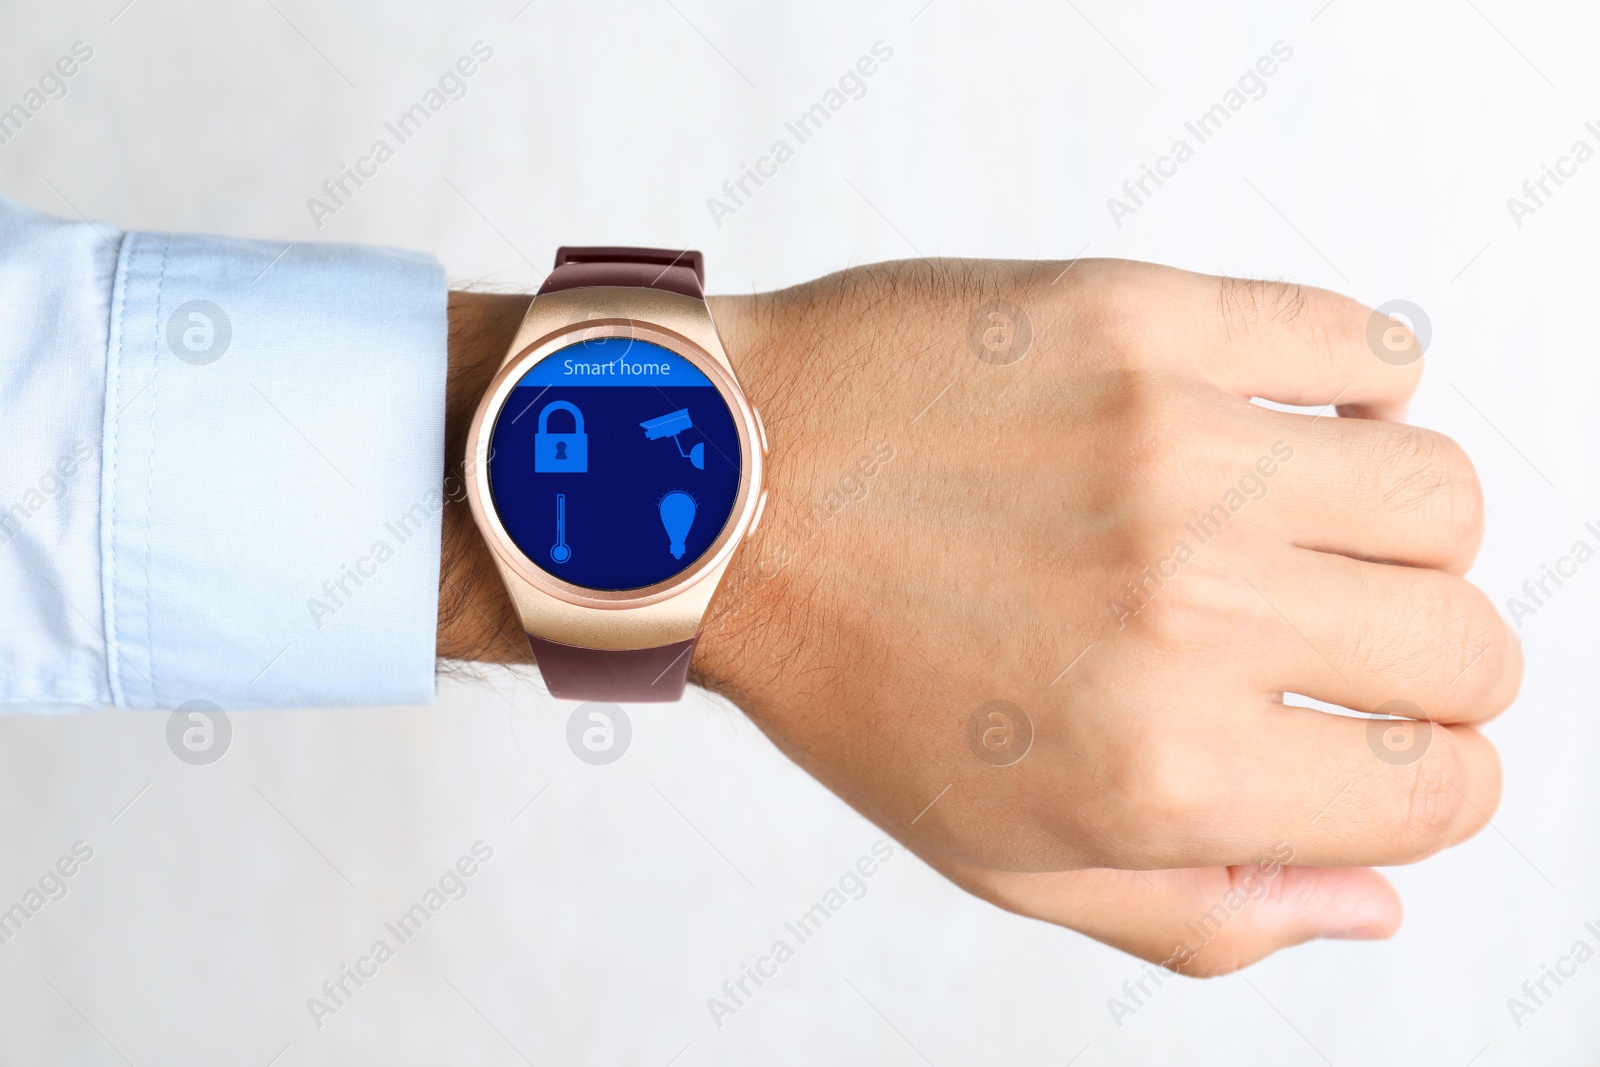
464, 247, 768, 702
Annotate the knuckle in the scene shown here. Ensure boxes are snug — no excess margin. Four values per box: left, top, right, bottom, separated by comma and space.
1170, 937, 1254, 978
1080, 268, 1159, 364
1127, 579, 1206, 650
1397, 742, 1465, 851
1123, 557, 1261, 653
1104, 737, 1221, 837
1440, 440, 1485, 549
1097, 376, 1209, 491
1161, 863, 1296, 977
1093, 260, 1163, 323
1446, 585, 1512, 701
1379, 428, 1484, 550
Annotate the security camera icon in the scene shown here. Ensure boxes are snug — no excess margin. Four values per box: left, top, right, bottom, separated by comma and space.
639, 408, 705, 470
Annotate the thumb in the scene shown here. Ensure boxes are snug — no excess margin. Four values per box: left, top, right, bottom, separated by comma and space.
945, 863, 1401, 976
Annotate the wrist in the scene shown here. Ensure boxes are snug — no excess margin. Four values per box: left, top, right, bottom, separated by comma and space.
438, 290, 534, 663
687, 293, 803, 704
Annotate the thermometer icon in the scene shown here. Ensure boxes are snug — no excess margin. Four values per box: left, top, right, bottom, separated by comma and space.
550, 493, 572, 564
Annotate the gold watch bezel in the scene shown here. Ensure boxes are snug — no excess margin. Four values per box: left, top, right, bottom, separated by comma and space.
464, 293, 762, 642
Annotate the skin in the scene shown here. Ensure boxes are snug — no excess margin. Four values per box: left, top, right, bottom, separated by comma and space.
439, 258, 1521, 977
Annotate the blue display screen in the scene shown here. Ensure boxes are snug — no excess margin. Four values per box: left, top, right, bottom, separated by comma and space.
487, 337, 743, 591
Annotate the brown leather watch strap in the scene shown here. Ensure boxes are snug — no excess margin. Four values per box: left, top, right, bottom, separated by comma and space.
526, 246, 707, 702
528, 634, 701, 703
539, 246, 705, 300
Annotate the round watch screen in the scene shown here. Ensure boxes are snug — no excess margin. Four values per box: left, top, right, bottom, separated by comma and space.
486, 337, 743, 591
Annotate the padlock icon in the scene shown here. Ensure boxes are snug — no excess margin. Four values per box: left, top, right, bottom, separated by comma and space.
534, 401, 588, 473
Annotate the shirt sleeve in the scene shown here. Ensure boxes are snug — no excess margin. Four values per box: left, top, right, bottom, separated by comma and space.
0, 197, 448, 710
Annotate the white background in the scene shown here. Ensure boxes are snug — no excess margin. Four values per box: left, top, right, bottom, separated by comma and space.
1, 0, 1597, 1063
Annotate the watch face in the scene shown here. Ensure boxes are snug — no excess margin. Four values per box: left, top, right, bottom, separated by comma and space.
486, 336, 744, 591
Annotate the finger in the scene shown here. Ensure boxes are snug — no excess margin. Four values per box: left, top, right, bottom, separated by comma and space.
1157, 268, 1422, 418
1175, 712, 1501, 869
1065, 658, 1499, 869
1256, 407, 1484, 574
1258, 711, 1498, 867
1250, 546, 1520, 723
944, 862, 1400, 977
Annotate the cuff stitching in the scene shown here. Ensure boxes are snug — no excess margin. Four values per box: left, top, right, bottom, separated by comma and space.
141, 237, 169, 703
100, 233, 132, 707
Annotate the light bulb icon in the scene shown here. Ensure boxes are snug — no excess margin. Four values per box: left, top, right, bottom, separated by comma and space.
659, 491, 697, 560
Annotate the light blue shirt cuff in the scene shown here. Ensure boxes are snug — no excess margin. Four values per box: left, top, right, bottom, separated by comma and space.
0, 198, 448, 710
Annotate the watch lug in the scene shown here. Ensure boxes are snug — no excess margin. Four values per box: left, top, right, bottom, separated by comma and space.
505, 287, 733, 374
492, 550, 733, 651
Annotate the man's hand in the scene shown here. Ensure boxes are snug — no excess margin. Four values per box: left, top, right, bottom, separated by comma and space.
441, 259, 1521, 976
